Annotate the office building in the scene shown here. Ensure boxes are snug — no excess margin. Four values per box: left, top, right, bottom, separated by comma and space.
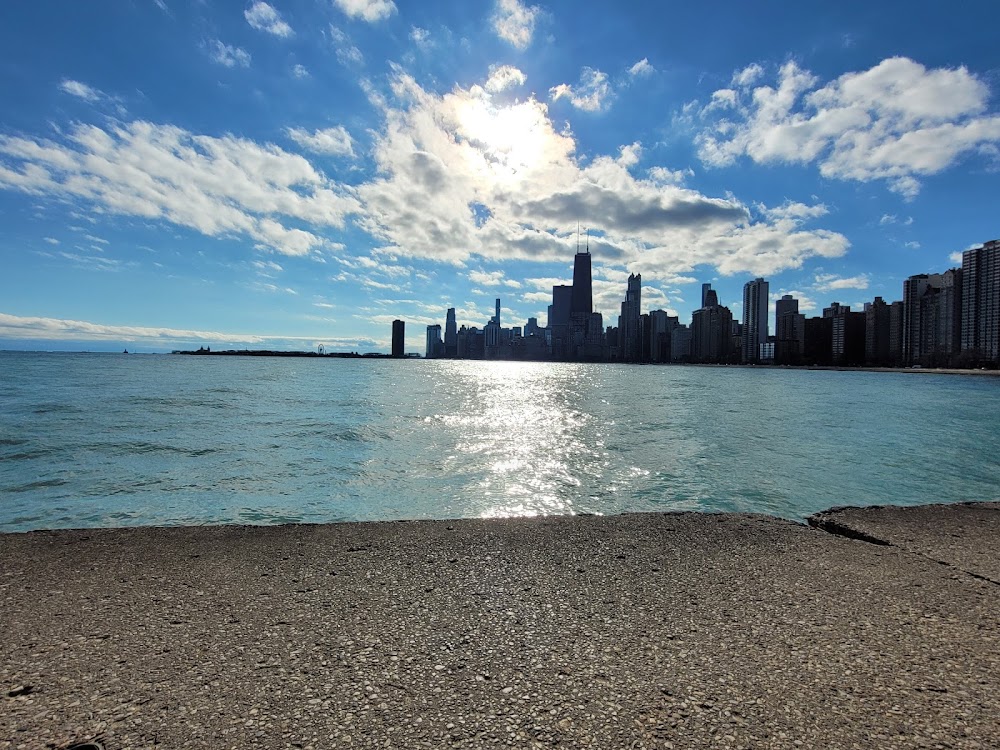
691, 303, 734, 363
571, 250, 593, 316
425, 324, 443, 359
741, 278, 769, 363
619, 273, 642, 362
391, 319, 405, 358
445, 308, 457, 357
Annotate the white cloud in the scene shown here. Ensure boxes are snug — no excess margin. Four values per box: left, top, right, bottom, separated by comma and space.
409, 27, 431, 49
949, 251, 963, 263
245, 2, 293, 37
469, 269, 522, 288
334, 0, 397, 22
771, 289, 818, 314
292, 64, 309, 79
813, 273, 870, 292
351, 68, 848, 280
0, 121, 359, 257
485, 64, 527, 93
550, 68, 612, 112
647, 166, 694, 185
732, 63, 763, 88
696, 57, 1000, 198
43, 236, 60, 245
59, 80, 103, 102
0, 312, 271, 344
329, 25, 363, 65
904, 240, 920, 249
207, 40, 251, 68
286, 126, 355, 157
491, 0, 539, 50
879, 213, 897, 225
628, 58, 654, 78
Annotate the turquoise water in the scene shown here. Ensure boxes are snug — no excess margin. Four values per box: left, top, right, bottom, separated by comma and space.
1, 351, 998, 531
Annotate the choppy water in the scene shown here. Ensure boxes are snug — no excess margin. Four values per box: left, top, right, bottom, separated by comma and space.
1, 351, 998, 531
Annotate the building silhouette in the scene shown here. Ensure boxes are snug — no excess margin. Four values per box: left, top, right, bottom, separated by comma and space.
775, 294, 804, 365
741, 278, 769, 363
445, 308, 457, 357
619, 273, 642, 362
391, 319, 405, 358
425, 324, 444, 359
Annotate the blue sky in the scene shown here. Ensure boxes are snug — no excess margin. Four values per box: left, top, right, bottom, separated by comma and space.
1, 0, 998, 352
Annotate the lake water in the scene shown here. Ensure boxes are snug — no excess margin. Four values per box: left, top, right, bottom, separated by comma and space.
1, 351, 998, 532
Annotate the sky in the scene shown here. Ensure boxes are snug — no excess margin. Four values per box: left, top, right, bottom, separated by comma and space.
1, 0, 998, 353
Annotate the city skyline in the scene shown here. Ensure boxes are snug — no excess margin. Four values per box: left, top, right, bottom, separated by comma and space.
1, 2, 1000, 352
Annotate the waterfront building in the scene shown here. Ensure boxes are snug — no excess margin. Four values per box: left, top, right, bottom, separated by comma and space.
865, 297, 893, 366
391, 319, 405, 358
445, 308, 457, 357
888, 301, 905, 366
741, 278, 769, 363
425, 324, 444, 359
670, 324, 692, 362
619, 273, 642, 362
648, 310, 677, 363
691, 303, 734, 363
803, 317, 833, 365
832, 310, 865, 366
571, 250, 593, 316
961, 239, 1000, 364
775, 295, 804, 365
903, 269, 962, 366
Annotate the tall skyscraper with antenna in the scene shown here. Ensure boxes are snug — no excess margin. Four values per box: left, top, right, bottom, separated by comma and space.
571, 228, 593, 316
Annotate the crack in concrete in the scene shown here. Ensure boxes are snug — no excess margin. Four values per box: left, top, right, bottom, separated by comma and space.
808, 515, 1000, 588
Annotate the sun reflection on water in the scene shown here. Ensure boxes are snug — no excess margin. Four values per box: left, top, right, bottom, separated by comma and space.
432, 360, 607, 518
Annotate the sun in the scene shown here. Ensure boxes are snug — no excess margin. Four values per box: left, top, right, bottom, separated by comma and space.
455, 97, 549, 180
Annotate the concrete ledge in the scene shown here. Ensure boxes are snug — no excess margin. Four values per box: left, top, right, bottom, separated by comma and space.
2, 509, 999, 749
809, 502, 1000, 583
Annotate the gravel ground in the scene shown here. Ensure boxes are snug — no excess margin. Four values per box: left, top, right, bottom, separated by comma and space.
2, 508, 998, 750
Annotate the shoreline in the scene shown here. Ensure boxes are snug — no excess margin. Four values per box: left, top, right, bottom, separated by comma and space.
3, 501, 998, 749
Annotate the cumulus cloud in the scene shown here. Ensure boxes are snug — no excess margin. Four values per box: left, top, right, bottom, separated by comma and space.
352, 69, 848, 280
550, 68, 612, 112
0, 121, 359, 256
207, 40, 251, 68
485, 64, 527, 93
813, 273, 870, 292
245, 2, 293, 37
334, 0, 397, 22
409, 27, 431, 49
491, 0, 539, 49
292, 64, 309, 79
286, 126, 355, 157
696, 57, 1000, 198
468, 269, 522, 287
59, 80, 104, 102
628, 58, 654, 78
0, 312, 269, 344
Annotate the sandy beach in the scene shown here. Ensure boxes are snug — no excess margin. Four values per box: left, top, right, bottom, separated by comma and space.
2, 503, 998, 749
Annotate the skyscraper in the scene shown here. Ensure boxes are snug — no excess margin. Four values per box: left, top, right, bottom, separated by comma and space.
619, 273, 641, 362
571, 249, 593, 316
741, 278, 769, 363
961, 239, 1000, 363
444, 308, 457, 357
391, 319, 405, 358
903, 270, 962, 366
425, 324, 443, 359
493, 298, 501, 327
775, 294, 804, 365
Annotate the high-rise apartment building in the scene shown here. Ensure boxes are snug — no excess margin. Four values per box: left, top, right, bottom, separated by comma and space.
691, 303, 733, 363
903, 270, 962, 366
391, 319, 405, 358
741, 278, 769, 363
961, 239, 1000, 363
775, 294, 804, 365
865, 297, 892, 366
